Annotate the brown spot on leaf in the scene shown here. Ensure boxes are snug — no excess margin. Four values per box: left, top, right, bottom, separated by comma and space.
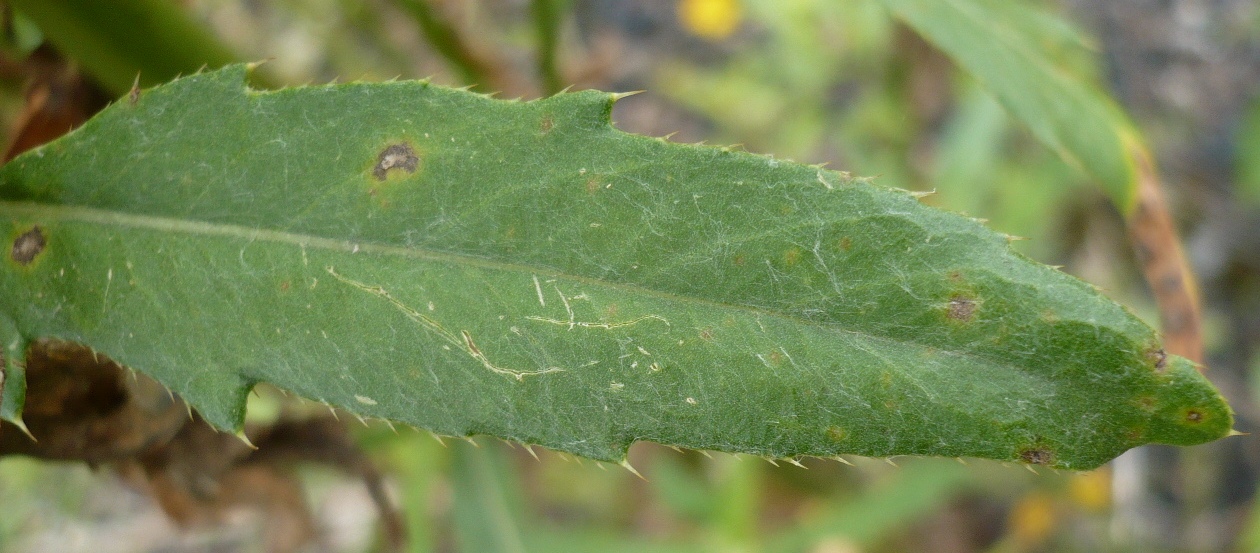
372, 143, 419, 181
783, 248, 801, 267
280, 280, 291, 292
540, 115, 554, 134
1146, 347, 1168, 371
826, 426, 848, 442
839, 236, 852, 252
12, 226, 46, 265
585, 177, 601, 194
733, 253, 746, 266
1185, 409, 1203, 423
947, 296, 977, 321
1136, 396, 1157, 412
767, 350, 784, 366
698, 328, 714, 342
1018, 446, 1054, 466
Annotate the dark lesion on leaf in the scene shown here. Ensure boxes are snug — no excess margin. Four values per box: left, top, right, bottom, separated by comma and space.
372, 143, 419, 181
1185, 408, 1204, 424
1146, 347, 1168, 371
1018, 445, 1055, 466
11, 225, 46, 265
947, 295, 977, 322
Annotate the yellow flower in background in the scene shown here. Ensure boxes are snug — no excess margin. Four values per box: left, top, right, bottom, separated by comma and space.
1068, 469, 1112, 512
1009, 492, 1057, 547
678, 0, 744, 40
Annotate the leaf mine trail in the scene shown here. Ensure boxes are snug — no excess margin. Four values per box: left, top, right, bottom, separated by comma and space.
326, 266, 563, 380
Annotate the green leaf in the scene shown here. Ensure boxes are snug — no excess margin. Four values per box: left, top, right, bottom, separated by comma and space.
0, 65, 1231, 470
879, 0, 1143, 213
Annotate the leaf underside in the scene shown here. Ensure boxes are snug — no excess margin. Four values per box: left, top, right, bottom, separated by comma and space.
0, 65, 1230, 470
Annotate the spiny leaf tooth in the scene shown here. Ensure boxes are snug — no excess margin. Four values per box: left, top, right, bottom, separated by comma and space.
884, 457, 899, 467
8, 416, 33, 441
1005, 234, 1029, 243
619, 459, 647, 480
523, 444, 541, 461
909, 188, 937, 199
1024, 464, 1040, 474
764, 457, 780, 467
609, 90, 644, 102
235, 429, 258, 450
956, 458, 970, 465
786, 458, 808, 469
428, 432, 448, 447
463, 436, 479, 447
833, 456, 855, 466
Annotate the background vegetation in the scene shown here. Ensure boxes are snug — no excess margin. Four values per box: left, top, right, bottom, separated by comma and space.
0, 0, 1257, 551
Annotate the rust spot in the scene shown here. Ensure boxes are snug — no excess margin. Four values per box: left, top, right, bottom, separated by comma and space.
698, 328, 714, 342
1136, 396, 1157, 412
783, 248, 801, 267
540, 115, 554, 134
280, 280, 291, 292
1185, 409, 1203, 423
372, 143, 419, 181
1018, 446, 1054, 466
733, 253, 746, 267
947, 270, 963, 282
947, 296, 977, 321
1125, 427, 1145, 443
12, 226, 45, 265
838, 236, 852, 252
767, 350, 784, 366
826, 426, 848, 442
585, 177, 600, 194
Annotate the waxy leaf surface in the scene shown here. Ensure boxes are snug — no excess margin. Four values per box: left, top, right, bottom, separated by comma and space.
0, 66, 1230, 469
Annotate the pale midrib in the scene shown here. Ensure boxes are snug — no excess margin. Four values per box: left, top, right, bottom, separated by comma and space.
3, 200, 1056, 376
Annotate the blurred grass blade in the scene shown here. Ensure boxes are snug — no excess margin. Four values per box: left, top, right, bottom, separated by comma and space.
769, 461, 970, 552
0, 65, 1232, 470
531, 0, 567, 95
881, 0, 1206, 362
451, 441, 528, 553
6, 0, 242, 95
393, 0, 494, 90
879, 0, 1138, 210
